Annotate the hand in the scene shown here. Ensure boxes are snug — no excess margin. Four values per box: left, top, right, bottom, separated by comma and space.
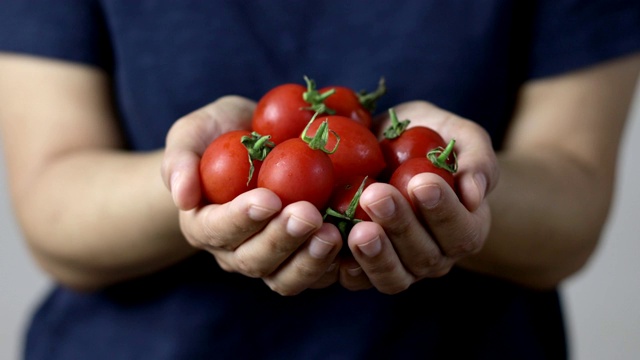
339, 101, 499, 294
161, 96, 343, 295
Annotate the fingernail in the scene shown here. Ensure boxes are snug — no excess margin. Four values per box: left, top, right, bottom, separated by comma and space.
357, 236, 382, 257
248, 205, 277, 221
368, 196, 396, 218
347, 267, 363, 276
170, 172, 181, 205
412, 184, 441, 209
309, 236, 334, 259
326, 262, 338, 272
474, 173, 487, 200
286, 215, 317, 237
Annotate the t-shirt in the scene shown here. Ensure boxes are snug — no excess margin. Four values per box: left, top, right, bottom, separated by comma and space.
1, 1, 639, 359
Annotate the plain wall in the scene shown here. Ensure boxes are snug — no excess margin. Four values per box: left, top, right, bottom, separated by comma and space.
1, 82, 639, 360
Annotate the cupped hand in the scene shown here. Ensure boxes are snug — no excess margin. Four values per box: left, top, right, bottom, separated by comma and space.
340, 101, 499, 293
161, 96, 342, 295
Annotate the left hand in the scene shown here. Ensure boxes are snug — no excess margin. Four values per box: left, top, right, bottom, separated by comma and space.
338, 101, 499, 294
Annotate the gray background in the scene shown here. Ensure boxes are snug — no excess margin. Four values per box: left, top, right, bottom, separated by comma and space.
1, 81, 639, 359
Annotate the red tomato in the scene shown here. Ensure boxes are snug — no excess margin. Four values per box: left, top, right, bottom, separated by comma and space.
389, 139, 457, 207
200, 130, 273, 204
257, 121, 336, 210
379, 108, 447, 181
306, 115, 386, 184
320, 78, 386, 129
252, 77, 333, 145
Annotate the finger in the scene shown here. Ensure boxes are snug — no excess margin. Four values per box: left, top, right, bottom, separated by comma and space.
219, 201, 324, 279
338, 255, 373, 291
408, 172, 490, 259
164, 151, 203, 211
180, 187, 281, 251
447, 120, 499, 212
359, 182, 450, 278
308, 260, 340, 290
347, 221, 416, 295
263, 223, 342, 295
162, 96, 256, 210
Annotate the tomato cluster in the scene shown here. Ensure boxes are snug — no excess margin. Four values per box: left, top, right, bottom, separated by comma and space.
199, 77, 457, 240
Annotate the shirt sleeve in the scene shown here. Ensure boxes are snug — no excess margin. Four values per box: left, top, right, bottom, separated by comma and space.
526, 0, 640, 79
0, 0, 112, 70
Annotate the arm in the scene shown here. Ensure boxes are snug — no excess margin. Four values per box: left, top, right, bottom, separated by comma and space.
341, 53, 640, 292
0, 54, 342, 295
0, 54, 197, 291
460, 53, 640, 288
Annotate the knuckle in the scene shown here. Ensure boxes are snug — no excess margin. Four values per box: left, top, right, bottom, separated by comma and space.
427, 266, 452, 278
265, 234, 300, 257
216, 258, 234, 273
379, 279, 412, 295
409, 251, 443, 278
367, 257, 401, 276
265, 281, 302, 297
291, 257, 322, 281
200, 221, 232, 250
234, 251, 269, 278
409, 100, 437, 114
444, 228, 484, 258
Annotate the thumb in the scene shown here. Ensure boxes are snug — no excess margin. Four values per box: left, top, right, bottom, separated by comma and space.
161, 95, 256, 210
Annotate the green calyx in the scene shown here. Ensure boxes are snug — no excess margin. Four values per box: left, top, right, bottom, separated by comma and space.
302, 75, 336, 115
383, 108, 411, 139
357, 77, 386, 113
323, 176, 369, 241
240, 132, 275, 185
427, 139, 458, 173
300, 111, 340, 154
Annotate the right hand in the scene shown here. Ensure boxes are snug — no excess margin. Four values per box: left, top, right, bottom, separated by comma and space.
161, 96, 343, 295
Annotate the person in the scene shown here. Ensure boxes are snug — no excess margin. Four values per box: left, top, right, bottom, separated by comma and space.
0, 1, 639, 359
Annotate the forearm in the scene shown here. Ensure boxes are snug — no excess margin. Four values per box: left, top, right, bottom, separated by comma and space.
458, 149, 613, 289
15, 149, 197, 291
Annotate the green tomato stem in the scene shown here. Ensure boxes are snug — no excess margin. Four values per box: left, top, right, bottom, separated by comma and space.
345, 176, 368, 219
357, 77, 386, 113
323, 176, 368, 241
427, 139, 458, 173
302, 75, 336, 114
300, 112, 340, 154
240, 132, 275, 185
383, 108, 411, 139
324, 207, 362, 242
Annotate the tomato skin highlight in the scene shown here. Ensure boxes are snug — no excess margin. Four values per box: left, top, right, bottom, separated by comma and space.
320, 86, 372, 128
389, 157, 455, 207
379, 126, 447, 181
306, 115, 386, 184
251, 84, 316, 145
200, 130, 261, 204
257, 138, 335, 210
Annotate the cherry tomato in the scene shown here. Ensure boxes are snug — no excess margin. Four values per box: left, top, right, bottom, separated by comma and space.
325, 176, 375, 252
320, 86, 372, 128
200, 130, 274, 204
252, 77, 333, 145
379, 108, 447, 181
327, 175, 375, 222
306, 115, 386, 184
257, 120, 337, 210
320, 79, 385, 129
389, 139, 458, 206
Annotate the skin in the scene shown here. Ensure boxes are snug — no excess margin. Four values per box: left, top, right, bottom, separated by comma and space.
1, 52, 639, 294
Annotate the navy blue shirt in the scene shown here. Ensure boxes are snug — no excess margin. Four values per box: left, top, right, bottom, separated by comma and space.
2, 1, 639, 359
